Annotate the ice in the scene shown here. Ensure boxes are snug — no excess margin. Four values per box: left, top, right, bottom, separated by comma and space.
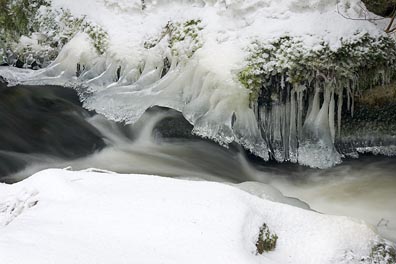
0, 0, 393, 168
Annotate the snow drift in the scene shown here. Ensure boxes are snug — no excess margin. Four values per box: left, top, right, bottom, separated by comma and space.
0, 169, 394, 264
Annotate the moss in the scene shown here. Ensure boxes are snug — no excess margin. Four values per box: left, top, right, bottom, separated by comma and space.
357, 82, 396, 107
255, 223, 278, 254
238, 66, 263, 103
333, 78, 396, 138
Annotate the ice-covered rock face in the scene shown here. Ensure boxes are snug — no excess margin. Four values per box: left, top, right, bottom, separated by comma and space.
1, 0, 395, 168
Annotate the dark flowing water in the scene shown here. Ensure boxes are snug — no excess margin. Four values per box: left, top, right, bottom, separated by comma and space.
253, 156, 396, 242
1, 83, 395, 242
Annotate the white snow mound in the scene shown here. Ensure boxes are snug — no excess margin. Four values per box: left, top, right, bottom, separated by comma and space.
0, 169, 389, 264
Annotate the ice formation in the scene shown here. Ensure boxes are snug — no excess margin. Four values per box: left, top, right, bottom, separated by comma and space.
1, 0, 395, 168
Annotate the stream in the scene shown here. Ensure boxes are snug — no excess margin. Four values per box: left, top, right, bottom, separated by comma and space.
1, 82, 395, 243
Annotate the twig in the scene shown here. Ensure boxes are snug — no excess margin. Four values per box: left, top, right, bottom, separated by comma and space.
385, 7, 396, 33
336, 3, 386, 21
336, 3, 396, 34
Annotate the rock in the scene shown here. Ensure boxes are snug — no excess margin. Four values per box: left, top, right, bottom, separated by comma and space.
151, 107, 196, 140
14, 59, 24, 69
0, 152, 27, 180
0, 80, 105, 178
30, 61, 40, 70
362, 0, 396, 17
336, 83, 396, 155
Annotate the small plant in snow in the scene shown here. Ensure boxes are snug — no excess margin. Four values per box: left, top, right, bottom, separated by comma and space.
0, 0, 108, 67
360, 243, 396, 264
255, 223, 278, 254
83, 22, 108, 55
144, 19, 204, 61
0, 0, 50, 42
33, 6, 109, 55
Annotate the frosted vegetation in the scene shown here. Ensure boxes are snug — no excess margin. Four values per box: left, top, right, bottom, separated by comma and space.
0, 0, 107, 68
239, 34, 396, 167
1, 0, 396, 168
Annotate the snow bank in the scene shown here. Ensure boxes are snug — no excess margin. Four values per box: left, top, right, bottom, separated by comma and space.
0, 169, 392, 264
1, 0, 394, 168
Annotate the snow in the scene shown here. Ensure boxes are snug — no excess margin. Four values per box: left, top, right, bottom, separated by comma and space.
48, 0, 385, 53
0, 169, 390, 264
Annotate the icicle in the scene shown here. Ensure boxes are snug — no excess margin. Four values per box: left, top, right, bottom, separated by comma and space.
116, 66, 121, 81
337, 89, 343, 137
351, 88, 355, 118
329, 89, 335, 143
86, 62, 114, 84
303, 82, 320, 130
273, 104, 281, 141
296, 84, 306, 139
314, 84, 331, 141
306, 91, 313, 122
118, 67, 140, 86
76, 63, 81, 77
284, 88, 291, 161
346, 86, 350, 112
271, 103, 285, 162
289, 86, 297, 162
258, 105, 267, 142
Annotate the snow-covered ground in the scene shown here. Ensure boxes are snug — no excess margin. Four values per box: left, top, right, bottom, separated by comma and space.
0, 169, 393, 264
